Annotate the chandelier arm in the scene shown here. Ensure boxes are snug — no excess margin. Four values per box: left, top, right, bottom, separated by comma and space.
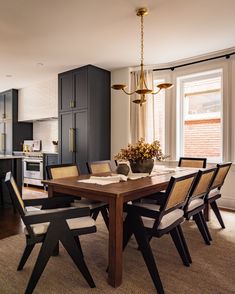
122, 88, 137, 95
152, 88, 162, 95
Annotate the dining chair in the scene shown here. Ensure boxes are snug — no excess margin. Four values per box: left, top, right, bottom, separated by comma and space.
205, 162, 232, 228
46, 163, 109, 229
5, 172, 96, 294
142, 157, 207, 205
86, 160, 113, 174
178, 157, 207, 168
184, 168, 216, 245
123, 173, 197, 294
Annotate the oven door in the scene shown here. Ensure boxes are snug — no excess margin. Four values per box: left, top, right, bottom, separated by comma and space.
23, 159, 43, 180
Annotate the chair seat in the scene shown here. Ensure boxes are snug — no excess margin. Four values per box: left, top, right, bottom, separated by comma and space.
187, 198, 204, 211
132, 202, 184, 230
208, 188, 221, 199
143, 209, 184, 230
24, 216, 96, 235
133, 202, 161, 212
72, 198, 106, 210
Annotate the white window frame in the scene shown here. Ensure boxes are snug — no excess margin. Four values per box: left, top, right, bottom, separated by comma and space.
176, 69, 223, 162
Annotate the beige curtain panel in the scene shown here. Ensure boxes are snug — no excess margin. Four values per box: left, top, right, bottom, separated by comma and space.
130, 70, 153, 143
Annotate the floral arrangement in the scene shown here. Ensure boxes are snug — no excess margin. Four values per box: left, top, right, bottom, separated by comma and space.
115, 138, 167, 162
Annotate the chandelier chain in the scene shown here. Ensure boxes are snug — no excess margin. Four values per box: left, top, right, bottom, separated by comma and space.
141, 14, 144, 66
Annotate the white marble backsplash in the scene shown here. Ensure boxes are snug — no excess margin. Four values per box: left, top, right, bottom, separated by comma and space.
33, 120, 58, 152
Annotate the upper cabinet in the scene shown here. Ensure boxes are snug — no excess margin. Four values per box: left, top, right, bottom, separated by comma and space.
59, 67, 88, 112
0, 89, 32, 154
18, 78, 58, 121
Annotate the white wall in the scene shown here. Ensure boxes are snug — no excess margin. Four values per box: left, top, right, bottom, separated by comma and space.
111, 50, 235, 210
111, 68, 130, 158
33, 120, 58, 152
18, 78, 58, 121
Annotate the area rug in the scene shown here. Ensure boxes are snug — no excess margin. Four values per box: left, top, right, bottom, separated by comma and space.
0, 211, 234, 294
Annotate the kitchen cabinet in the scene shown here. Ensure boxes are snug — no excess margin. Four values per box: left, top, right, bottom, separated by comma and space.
0, 89, 33, 155
58, 65, 110, 173
43, 153, 58, 180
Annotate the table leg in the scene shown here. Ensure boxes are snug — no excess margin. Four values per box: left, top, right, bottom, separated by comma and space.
108, 197, 123, 287
47, 185, 59, 255
47, 185, 53, 198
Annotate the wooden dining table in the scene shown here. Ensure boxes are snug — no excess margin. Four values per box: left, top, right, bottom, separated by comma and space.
43, 167, 198, 288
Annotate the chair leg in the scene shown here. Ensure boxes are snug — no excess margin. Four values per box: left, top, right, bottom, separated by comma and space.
25, 227, 60, 294
176, 225, 192, 264
17, 243, 35, 271
100, 207, 109, 230
91, 209, 99, 220
60, 228, 95, 288
199, 211, 212, 241
130, 211, 164, 294
123, 213, 134, 250
74, 236, 84, 257
193, 214, 210, 245
170, 227, 190, 267
210, 201, 225, 228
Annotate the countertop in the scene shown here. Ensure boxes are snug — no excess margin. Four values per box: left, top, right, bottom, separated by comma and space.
0, 155, 24, 160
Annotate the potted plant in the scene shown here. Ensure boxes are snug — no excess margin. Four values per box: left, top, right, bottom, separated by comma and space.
115, 138, 167, 174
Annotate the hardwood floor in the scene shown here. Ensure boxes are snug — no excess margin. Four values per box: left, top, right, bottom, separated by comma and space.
0, 186, 48, 240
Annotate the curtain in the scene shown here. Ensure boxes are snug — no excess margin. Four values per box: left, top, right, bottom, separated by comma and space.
130, 70, 154, 143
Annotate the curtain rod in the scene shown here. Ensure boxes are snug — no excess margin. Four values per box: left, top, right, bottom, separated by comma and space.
152, 52, 235, 72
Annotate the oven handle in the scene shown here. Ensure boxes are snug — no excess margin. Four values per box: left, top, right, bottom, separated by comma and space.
23, 159, 43, 163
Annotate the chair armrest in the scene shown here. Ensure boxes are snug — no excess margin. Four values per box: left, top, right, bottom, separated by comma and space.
24, 206, 90, 225
125, 203, 161, 219
23, 196, 75, 209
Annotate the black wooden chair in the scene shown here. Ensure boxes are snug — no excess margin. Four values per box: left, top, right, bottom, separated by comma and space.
184, 168, 216, 245
123, 173, 197, 294
5, 172, 96, 294
178, 157, 207, 168
46, 163, 109, 229
141, 157, 207, 205
205, 162, 232, 228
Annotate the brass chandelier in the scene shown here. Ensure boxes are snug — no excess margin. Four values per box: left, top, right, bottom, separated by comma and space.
112, 7, 173, 106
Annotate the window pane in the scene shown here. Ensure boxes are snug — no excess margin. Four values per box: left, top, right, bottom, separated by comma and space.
182, 73, 222, 161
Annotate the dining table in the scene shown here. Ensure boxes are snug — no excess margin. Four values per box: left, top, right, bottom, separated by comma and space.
43, 167, 199, 288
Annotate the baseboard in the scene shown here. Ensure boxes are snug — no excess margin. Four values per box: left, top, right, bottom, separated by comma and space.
217, 197, 235, 210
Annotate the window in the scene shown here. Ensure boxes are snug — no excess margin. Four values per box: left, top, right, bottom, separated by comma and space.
146, 79, 165, 152
177, 70, 223, 162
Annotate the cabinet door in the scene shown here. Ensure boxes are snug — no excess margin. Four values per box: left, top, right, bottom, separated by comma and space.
5, 92, 13, 154
0, 94, 5, 120
59, 112, 75, 164
59, 73, 74, 112
75, 67, 88, 109
74, 110, 88, 174
0, 95, 5, 154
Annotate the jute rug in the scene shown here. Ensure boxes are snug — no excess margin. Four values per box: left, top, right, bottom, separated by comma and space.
0, 211, 234, 294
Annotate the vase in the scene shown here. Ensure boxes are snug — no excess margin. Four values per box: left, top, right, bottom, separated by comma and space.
116, 163, 130, 176
129, 159, 154, 174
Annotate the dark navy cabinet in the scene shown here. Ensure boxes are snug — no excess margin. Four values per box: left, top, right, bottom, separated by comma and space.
58, 65, 110, 174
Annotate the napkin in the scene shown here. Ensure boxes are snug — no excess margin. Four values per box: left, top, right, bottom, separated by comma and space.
78, 174, 127, 185
151, 166, 177, 176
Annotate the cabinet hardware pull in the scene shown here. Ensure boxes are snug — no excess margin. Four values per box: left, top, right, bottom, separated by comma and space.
69, 128, 75, 152
0, 133, 6, 151
69, 100, 75, 108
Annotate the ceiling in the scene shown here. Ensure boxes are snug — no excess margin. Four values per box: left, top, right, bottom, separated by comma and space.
0, 0, 235, 91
